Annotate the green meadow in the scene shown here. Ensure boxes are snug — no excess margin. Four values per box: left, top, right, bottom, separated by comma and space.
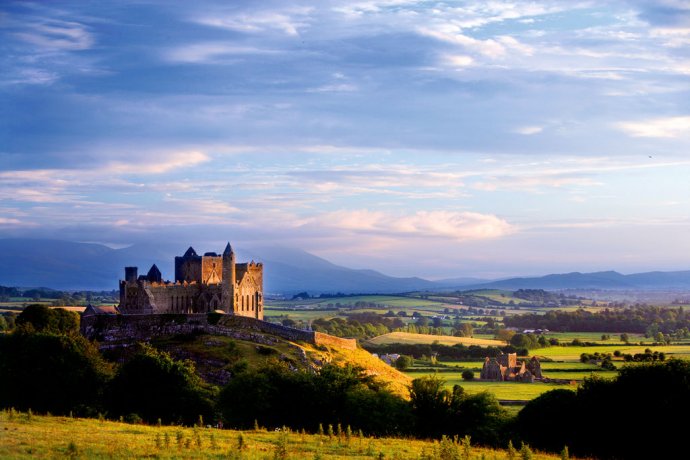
0, 412, 566, 460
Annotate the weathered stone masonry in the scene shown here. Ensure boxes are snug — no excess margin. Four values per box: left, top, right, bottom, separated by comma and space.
119, 243, 264, 320
80, 313, 357, 351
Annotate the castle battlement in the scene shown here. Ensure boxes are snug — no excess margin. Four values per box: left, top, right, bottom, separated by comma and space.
119, 242, 263, 319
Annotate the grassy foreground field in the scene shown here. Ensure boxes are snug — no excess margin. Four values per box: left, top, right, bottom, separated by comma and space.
366, 332, 506, 347
0, 412, 567, 459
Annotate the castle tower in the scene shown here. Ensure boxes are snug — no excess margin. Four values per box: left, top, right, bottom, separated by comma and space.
222, 242, 236, 313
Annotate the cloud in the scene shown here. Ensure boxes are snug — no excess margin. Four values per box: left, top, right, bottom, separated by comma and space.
0, 218, 23, 225
14, 19, 94, 51
195, 8, 313, 36
166, 43, 279, 63
513, 125, 543, 135
298, 210, 514, 241
104, 151, 211, 175
616, 116, 690, 138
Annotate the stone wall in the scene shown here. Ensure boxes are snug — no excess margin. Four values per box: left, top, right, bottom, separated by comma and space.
80, 313, 356, 350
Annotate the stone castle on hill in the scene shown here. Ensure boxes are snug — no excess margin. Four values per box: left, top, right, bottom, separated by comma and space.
119, 243, 264, 320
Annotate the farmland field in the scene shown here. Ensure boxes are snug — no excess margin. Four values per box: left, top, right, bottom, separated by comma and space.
366, 332, 506, 346
533, 344, 690, 361
401, 371, 577, 401
0, 412, 566, 460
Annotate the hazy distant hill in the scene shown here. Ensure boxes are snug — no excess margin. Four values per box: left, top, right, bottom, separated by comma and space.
467, 270, 690, 290
0, 239, 438, 294
241, 246, 438, 294
2, 238, 690, 293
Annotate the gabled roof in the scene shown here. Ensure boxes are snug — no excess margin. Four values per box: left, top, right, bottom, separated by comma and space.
82, 304, 119, 316
183, 246, 198, 257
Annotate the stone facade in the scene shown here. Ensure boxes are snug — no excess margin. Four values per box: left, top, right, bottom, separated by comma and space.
119, 243, 263, 320
480, 353, 542, 382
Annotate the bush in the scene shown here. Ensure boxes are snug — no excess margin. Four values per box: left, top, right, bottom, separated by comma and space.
106, 344, 215, 425
461, 370, 474, 381
15, 305, 79, 335
0, 332, 112, 414
395, 355, 413, 370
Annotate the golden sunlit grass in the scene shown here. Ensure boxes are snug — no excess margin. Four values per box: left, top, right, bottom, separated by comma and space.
0, 411, 567, 459
366, 332, 506, 347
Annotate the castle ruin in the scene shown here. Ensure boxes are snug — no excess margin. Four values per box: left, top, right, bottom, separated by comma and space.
480, 353, 542, 382
119, 243, 263, 320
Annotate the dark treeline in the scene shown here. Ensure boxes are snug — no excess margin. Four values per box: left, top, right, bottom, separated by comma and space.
0, 286, 118, 305
363, 343, 527, 361
517, 359, 690, 459
2, 305, 689, 459
512, 289, 581, 306
504, 306, 690, 334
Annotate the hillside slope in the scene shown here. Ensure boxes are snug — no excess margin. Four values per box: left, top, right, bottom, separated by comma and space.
149, 331, 412, 398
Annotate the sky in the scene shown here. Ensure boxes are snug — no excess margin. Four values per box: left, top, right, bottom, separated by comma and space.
1, 0, 690, 280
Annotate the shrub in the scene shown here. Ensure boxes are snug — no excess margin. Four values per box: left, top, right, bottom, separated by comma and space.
106, 344, 215, 425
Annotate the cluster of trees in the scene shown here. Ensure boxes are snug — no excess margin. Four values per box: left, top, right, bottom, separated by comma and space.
516, 359, 690, 458
504, 306, 690, 334
512, 289, 581, 306
363, 342, 524, 361
311, 313, 405, 339
620, 349, 666, 362
579, 352, 616, 370
310, 311, 482, 340
2, 304, 689, 459
0, 306, 215, 425
0, 286, 117, 305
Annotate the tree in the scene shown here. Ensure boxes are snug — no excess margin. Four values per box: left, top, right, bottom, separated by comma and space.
0, 332, 112, 415
461, 370, 474, 381
510, 333, 538, 350
15, 305, 79, 335
459, 323, 474, 337
619, 333, 629, 344
395, 355, 413, 371
409, 375, 452, 437
496, 329, 516, 342
518, 360, 690, 459
106, 344, 215, 425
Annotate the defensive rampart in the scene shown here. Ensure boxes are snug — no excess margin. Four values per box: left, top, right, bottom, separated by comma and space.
80, 313, 356, 350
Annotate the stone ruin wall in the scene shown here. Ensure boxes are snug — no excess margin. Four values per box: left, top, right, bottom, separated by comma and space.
201, 255, 223, 284
80, 313, 356, 351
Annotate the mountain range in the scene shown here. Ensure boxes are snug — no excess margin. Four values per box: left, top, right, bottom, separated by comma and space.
1, 239, 690, 293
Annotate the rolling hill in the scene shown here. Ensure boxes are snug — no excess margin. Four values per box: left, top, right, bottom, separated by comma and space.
0, 239, 438, 294
2, 238, 690, 293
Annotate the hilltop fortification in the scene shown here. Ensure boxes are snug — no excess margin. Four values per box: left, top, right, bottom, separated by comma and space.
119, 243, 263, 319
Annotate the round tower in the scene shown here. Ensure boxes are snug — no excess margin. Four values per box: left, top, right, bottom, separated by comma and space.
222, 242, 236, 313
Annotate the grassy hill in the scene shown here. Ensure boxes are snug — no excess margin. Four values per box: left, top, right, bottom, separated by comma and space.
144, 332, 412, 398
0, 411, 566, 459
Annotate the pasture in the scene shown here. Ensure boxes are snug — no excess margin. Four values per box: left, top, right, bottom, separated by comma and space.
533, 344, 690, 361
366, 332, 506, 347
0, 411, 566, 459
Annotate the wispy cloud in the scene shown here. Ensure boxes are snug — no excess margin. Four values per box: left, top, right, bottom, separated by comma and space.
297, 209, 514, 241
166, 43, 279, 63
513, 125, 544, 135
616, 116, 690, 138
13, 18, 94, 51
195, 8, 313, 36
104, 150, 211, 175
